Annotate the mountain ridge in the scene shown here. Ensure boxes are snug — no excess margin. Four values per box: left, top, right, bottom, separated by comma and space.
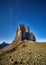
0, 42, 9, 49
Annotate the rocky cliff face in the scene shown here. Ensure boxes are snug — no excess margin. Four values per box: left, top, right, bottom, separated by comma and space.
15, 24, 36, 41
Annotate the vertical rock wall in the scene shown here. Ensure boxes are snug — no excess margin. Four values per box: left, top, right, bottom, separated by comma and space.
14, 24, 36, 41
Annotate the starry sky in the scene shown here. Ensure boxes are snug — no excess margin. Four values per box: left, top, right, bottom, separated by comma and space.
0, 0, 46, 43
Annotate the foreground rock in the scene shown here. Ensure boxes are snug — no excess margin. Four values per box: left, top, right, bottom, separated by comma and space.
0, 41, 46, 65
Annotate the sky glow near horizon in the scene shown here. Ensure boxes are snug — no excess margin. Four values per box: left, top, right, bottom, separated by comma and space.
0, 0, 46, 43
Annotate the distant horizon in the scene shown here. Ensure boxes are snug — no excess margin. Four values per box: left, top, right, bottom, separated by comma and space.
0, 39, 46, 44
0, 35, 46, 43
0, 23, 46, 44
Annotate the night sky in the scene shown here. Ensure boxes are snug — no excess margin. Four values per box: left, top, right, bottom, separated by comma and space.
0, 0, 46, 43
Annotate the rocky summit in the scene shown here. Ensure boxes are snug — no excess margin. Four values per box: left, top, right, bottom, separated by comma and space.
0, 24, 46, 65
13, 24, 36, 42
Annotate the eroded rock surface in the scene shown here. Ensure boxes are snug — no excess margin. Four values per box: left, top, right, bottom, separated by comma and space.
14, 24, 36, 41
0, 41, 46, 65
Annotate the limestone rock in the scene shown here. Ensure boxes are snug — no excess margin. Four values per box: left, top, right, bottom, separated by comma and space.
30, 32, 36, 41
14, 24, 36, 41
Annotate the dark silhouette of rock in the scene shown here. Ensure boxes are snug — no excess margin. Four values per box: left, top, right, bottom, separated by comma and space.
0, 42, 9, 49
14, 24, 36, 41
30, 32, 36, 41
25, 27, 30, 40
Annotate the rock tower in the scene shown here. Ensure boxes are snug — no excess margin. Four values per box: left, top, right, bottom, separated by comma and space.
14, 24, 36, 42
